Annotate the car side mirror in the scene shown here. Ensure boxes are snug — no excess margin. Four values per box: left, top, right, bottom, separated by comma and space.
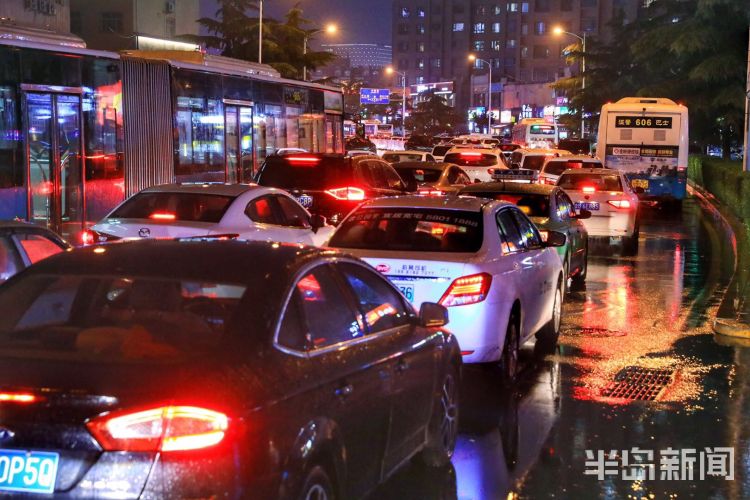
574, 209, 592, 220
544, 230, 567, 247
310, 214, 327, 233
419, 302, 449, 328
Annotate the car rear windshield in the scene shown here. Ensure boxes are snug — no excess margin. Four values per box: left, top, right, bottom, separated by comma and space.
544, 160, 602, 176
444, 152, 498, 167
383, 153, 424, 163
394, 167, 443, 184
467, 193, 549, 217
558, 173, 623, 192
330, 208, 483, 252
0, 274, 247, 364
521, 156, 548, 171
256, 157, 353, 190
110, 192, 233, 222
432, 145, 452, 156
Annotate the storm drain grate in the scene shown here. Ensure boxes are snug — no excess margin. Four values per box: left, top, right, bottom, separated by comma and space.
600, 366, 676, 401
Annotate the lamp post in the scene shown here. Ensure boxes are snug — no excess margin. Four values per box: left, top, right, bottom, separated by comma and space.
553, 26, 586, 137
258, 0, 263, 64
303, 24, 337, 81
469, 54, 492, 134
386, 66, 408, 138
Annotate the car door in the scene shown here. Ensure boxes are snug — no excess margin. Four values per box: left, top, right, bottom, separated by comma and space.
356, 160, 389, 198
12, 230, 68, 267
556, 190, 585, 274
242, 194, 312, 244
272, 194, 320, 245
334, 262, 437, 475
509, 208, 555, 337
290, 264, 393, 497
0, 235, 25, 282
376, 161, 408, 196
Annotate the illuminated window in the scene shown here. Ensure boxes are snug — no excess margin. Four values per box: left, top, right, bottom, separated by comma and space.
453, 22, 465, 32
492, 22, 501, 33
474, 22, 485, 34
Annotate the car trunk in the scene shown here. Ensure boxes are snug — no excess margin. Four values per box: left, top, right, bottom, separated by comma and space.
94, 219, 219, 239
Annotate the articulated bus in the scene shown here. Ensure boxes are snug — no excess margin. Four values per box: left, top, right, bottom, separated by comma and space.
511, 118, 559, 148
0, 25, 345, 241
596, 97, 688, 206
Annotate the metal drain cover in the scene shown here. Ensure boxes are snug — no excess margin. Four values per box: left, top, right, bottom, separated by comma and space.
601, 366, 676, 401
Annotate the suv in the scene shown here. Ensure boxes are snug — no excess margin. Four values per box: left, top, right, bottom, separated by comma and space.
255, 153, 408, 225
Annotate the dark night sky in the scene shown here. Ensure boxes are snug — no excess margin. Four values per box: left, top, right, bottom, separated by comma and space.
199, 0, 392, 46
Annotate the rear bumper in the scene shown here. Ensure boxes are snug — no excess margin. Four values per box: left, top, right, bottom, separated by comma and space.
446, 301, 507, 364
582, 213, 636, 238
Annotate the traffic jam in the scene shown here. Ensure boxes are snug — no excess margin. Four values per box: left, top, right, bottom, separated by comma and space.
0, 88, 721, 499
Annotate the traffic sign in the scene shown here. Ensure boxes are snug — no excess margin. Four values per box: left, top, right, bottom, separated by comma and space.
360, 88, 390, 105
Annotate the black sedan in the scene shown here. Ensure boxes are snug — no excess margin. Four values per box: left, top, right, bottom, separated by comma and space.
0, 240, 460, 499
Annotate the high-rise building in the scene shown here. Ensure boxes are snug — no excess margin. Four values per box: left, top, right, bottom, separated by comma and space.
322, 44, 393, 69
392, 0, 641, 127
70, 0, 200, 51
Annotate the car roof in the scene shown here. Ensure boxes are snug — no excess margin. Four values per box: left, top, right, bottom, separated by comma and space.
359, 194, 504, 212
560, 167, 621, 175
140, 183, 258, 197
460, 182, 556, 196
516, 148, 570, 156
29, 239, 349, 284
545, 155, 601, 162
383, 150, 428, 155
0, 220, 58, 231
445, 148, 499, 154
392, 161, 453, 171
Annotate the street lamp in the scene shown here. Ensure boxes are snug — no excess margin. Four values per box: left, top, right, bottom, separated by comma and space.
303, 23, 337, 81
258, 0, 263, 63
469, 54, 492, 134
553, 26, 586, 137
386, 66, 408, 138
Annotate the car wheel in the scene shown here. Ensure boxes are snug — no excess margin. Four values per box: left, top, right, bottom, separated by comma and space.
562, 254, 570, 294
623, 223, 640, 256
536, 280, 562, 356
499, 315, 520, 386
298, 465, 335, 500
418, 366, 459, 467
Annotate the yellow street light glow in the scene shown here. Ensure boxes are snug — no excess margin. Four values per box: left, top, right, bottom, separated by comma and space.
325, 23, 338, 34
468, 54, 477, 62
552, 26, 565, 35
385, 66, 394, 74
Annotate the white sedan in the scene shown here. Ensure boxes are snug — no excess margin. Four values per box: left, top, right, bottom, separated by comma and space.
556, 167, 640, 254
328, 195, 565, 383
83, 183, 335, 246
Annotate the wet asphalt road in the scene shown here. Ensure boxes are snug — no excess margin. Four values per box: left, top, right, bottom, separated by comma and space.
374, 196, 750, 499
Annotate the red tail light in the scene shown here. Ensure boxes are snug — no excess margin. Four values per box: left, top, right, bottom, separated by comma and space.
325, 186, 366, 201
287, 156, 321, 166
608, 200, 632, 209
439, 273, 492, 307
0, 392, 38, 403
87, 406, 229, 452
418, 188, 445, 196
582, 186, 597, 194
81, 230, 96, 246
149, 212, 176, 220
460, 152, 482, 158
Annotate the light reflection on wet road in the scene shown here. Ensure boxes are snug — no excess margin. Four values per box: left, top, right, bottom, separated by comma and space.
374, 197, 750, 499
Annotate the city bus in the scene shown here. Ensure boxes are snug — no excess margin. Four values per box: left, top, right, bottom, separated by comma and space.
511, 118, 559, 148
0, 26, 344, 241
596, 97, 688, 206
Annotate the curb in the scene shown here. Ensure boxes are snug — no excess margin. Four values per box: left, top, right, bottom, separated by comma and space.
687, 183, 750, 339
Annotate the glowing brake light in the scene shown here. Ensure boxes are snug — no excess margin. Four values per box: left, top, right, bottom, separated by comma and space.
582, 186, 597, 194
418, 188, 445, 196
460, 152, 482, 158
608, 200, 632, 209
287, 156, 321, 166
0, 392, 37, 403
325, 187, 366, 201
87, 405, 229, 452
81, 230, 96, 246
439, 273, 492, 307
149, 212, 176, 220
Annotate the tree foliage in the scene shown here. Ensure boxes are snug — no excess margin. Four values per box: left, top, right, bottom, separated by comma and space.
406, 91, 464, 135
188, 0, 335, 80
553, 0, 748, 153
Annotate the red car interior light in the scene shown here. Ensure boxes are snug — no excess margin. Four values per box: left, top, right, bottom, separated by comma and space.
87, 405, 229, 452
439, 273, 493, 307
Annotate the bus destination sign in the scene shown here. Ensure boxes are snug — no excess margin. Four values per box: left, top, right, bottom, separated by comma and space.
614, 116, 673, 128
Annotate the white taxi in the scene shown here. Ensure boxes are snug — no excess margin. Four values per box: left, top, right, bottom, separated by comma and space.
538, 155, 603, 186
556, 168, 640, 254
328, 195, 566, 383
442, 147, 506, 183
83, 183, 334, 247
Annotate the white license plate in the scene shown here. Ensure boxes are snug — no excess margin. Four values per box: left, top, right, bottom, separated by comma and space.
0, 450, 58, 495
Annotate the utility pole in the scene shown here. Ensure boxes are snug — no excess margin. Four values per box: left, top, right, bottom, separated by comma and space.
743, 27, 750, 171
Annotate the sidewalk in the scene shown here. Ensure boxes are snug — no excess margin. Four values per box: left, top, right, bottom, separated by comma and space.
689, 182, 750, 339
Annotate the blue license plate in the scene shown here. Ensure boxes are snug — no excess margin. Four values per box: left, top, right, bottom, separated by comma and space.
295, 194, 314, 209
575, 202, 600, 211
0, 450, 58, 495
397, 285, 415, 302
